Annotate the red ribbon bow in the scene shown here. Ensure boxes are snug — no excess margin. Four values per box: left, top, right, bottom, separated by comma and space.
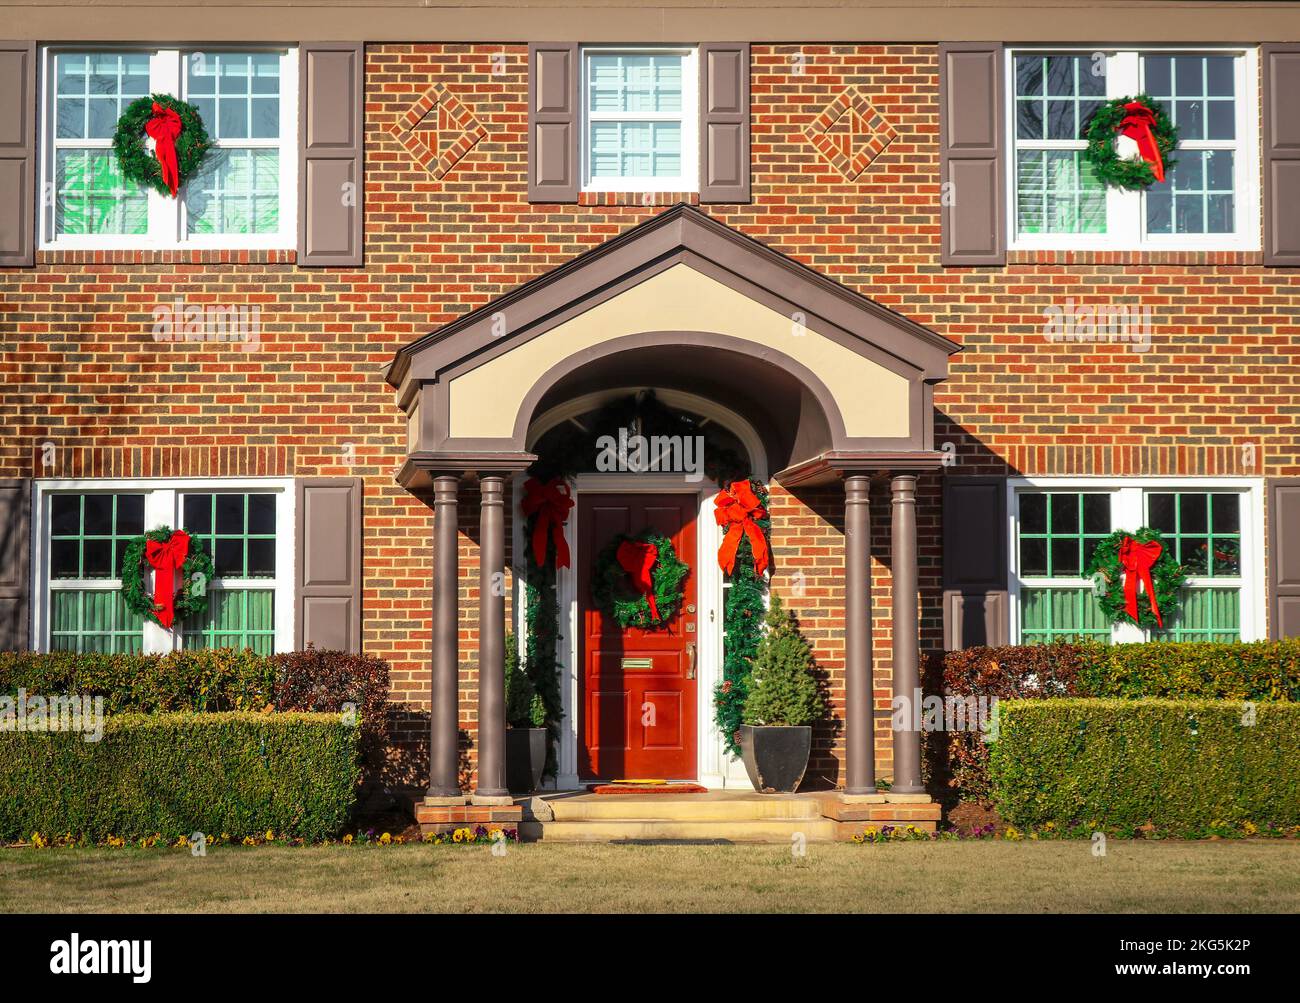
616, 539, 660, 621
1119, 535, 1164, 628
521, 477, 573, 569
714, 480, 770, 577
145, 102, 184, 197
1116, 101, 1166, 184
145, 529, 191, 629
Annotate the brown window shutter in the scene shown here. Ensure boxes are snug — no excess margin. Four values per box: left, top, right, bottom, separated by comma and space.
298, 42, 363, 267
942, 476, 1008, 649
295, 477, 363, 652
1263, 45, 1300, 267
0, 43, 35, 268
698, 43, 751, 204
528, 43, 579, 203
1269, 479, 1300, 638
938, 43, 1005, 266
0, 479, 31, 651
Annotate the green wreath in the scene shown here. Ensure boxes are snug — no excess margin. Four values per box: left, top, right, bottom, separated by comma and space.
1083, 94, 1179, 191
121, 527, 216, 629
111, 94, 211, 198
592, 531, 690, 630
1085, 527, 1186, 629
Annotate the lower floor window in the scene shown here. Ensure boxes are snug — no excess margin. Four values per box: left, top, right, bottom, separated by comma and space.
1011, 480, 1259, 644
36, 480, 293, 655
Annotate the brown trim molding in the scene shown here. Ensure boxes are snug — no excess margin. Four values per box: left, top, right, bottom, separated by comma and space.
397, 451, 537, 491
775, 450, 949, 487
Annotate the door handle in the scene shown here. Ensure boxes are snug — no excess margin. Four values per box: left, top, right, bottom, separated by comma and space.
686, 642, 696, 679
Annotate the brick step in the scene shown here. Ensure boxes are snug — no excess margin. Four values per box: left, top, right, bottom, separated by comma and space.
524, 817, 839, 843
548, 796, 823, 822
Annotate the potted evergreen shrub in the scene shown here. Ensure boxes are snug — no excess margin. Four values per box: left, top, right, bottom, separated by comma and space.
504, 632, 548, 794
738, 596, 826, 793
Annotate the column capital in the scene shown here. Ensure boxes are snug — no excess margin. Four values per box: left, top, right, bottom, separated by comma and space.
890, 472, 918, 496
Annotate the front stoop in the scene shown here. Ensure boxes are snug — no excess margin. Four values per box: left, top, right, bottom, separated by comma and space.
514, 790, 943, 843
409, 795, 523, 835
812, 792, 943, 839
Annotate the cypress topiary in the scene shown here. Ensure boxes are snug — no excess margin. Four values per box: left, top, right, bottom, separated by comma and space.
742, 595, 826, 728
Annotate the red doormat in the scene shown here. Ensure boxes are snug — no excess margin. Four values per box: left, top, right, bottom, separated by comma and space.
588, 783, 709, 795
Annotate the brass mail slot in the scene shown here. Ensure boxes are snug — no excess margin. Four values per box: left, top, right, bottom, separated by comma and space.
620, 657, 654, 669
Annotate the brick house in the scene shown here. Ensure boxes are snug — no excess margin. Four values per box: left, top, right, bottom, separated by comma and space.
2, 2, 1299, 821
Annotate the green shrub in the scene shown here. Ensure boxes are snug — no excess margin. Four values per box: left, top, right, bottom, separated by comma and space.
742, 596, 826, 727
937, 639, 1300, 804
504, 632, 545, 728
0, 647, 389, 764
0, 712, 359, 842
989, 699, 1300, 832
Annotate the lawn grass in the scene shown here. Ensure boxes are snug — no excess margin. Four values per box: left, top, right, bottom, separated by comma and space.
3, 840, 1300, 913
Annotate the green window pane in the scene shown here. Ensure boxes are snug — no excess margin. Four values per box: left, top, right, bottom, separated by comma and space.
1144, 492, 1241, 578
180, 492, 277, 579
183, 588, 275, 653
1021, 586, 1111, 644
1018, 492, 1112, 578
1016, 150, 1106, 235
186, 149, 280, 235
49, 588, 143, 653
55, 149, 148, 236
1154, 587, 1241, 643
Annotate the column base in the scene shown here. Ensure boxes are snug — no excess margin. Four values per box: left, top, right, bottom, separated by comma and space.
841, 792, 886, 804
423, 793, 469, 806
470, 792, 514, 805
884, 792, 932, 803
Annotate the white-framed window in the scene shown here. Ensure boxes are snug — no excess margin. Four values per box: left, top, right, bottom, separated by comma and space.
32, 479, 295, 655
581, 46, 698, 193
1006, 47, 1259, 251
39, 46, 298, 250
1007, 478, 1265, 644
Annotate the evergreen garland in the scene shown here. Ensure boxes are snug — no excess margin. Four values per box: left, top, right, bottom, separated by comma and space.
111, 94, 212, 198
1082, 94, 1179, 191
120, 527, 215, 629
713, 479, 770, 757
1085, 527, 1187, 629
523, 535, 564, 777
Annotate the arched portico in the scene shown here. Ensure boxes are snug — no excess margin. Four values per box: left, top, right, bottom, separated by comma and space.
385, 205, 960, 802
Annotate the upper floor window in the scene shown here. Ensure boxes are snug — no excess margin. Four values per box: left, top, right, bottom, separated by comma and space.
581, 47, 698, 193
1008, 48, 1257, 251
41, 47, 297, 250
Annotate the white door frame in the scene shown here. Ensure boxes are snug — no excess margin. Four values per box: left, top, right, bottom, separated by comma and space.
514, 472, 754, 790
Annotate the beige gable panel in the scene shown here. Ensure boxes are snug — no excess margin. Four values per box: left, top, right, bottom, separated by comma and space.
448, 264, 910, 439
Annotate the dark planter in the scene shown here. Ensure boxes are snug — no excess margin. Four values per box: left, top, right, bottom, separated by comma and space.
739, 725, 812, 793
506, 727, 548, 794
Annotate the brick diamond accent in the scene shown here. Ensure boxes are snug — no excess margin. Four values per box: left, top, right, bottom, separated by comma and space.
387, 83, 487, 180
803, 88, 898, 180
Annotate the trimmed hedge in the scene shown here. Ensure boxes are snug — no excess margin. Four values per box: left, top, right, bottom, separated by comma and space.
0, 647, 389, 760
989, 699, 1300, 832
936, 639, 1300, 804
0, 712, 359, 842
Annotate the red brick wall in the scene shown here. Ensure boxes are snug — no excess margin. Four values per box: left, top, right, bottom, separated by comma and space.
3, 43, 1297, 790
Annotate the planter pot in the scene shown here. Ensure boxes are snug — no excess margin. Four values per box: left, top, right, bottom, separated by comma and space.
506, 727, 548, 794
739, 724, 812, 793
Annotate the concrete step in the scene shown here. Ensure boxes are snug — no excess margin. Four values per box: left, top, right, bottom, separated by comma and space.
548, 795, 822, 822
526, 817, 838, 843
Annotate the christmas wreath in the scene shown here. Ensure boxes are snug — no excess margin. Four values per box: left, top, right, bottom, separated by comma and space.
592, 530, 690, 629
1083, 94, 1178, 191
121, 527, 216, 630
1085, 527, 1186, 630
112, 94, 212, 198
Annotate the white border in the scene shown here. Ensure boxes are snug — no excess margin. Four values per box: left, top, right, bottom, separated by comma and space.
1004, 45, 1260, 253
31, 477, 296, 654
579, 45, 699, 195
1005, 476, 1265, 644
38, 45, 298, 252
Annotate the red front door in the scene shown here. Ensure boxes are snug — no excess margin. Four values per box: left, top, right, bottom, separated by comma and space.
578, 493, 698, 781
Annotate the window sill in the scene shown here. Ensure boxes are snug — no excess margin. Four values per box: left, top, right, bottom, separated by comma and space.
36, 248, 298, 266
577, 191, 700, 208
1007, 248, 1263, 267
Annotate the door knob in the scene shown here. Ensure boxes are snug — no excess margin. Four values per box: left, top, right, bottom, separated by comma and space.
686, 642, 696, 679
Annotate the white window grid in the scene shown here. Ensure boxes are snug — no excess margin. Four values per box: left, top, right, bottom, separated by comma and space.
31, 478, 296, 656
1005, 46, 1259, 252
580, 46, 698, 194
1005, 477, 1265, 644
39, 46, 298, 251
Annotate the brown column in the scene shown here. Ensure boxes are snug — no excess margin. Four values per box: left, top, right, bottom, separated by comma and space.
843, 474, 877, 795
427, 475, 461, 799
475, 474, 508, 798
891, 474, 925, 794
